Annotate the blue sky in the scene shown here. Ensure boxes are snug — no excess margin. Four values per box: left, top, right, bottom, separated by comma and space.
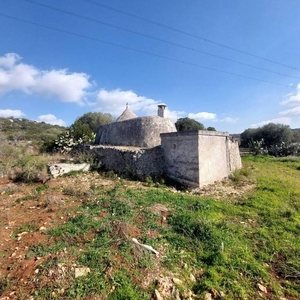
0, 0, 300, 133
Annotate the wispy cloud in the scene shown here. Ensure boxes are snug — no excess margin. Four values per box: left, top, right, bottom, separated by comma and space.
281, 83, 300, 106
251, 117, 291, 128
279, 106, 300, 116
37, 114, 66, 126
0, 53, 91, 104
188, 112, 217, 121
0, 109, 25, 118
219, 117, 239, 123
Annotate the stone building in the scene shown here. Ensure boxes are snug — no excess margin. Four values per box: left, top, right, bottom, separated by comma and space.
95, 103, 176, 148
92, 104, 241, 188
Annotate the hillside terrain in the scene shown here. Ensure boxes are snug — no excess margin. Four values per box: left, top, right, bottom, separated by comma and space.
0, 118, 299, 299
0, 117, 66, 147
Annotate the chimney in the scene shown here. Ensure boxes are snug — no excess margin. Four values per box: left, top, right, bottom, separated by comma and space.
157, 104, 166, 118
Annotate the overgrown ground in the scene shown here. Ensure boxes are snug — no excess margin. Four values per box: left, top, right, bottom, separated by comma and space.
0, 156, 300, 299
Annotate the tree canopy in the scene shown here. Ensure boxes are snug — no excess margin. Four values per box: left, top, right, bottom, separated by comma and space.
240, 123, 299, 147
207, 126, 216, 131
175, 118, 205, 131
71, 112, 114, 139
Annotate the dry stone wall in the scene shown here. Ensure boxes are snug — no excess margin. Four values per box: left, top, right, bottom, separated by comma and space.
90, 145, 164, 179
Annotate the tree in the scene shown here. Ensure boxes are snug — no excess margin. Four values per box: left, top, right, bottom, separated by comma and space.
292, 129, 300, 143
206, 126, 216, 131
175, 118, 205, 131
240, 123, 293, 148
71, 112, 114, 139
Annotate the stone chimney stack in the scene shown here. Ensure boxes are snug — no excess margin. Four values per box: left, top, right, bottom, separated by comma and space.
157, 104, 167, 118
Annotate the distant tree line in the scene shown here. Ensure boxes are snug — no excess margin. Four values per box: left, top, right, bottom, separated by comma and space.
240, 123, 300, 156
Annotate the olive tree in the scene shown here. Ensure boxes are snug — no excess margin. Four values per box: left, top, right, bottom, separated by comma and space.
71, 112, 114, 139
175, 117, 205, 131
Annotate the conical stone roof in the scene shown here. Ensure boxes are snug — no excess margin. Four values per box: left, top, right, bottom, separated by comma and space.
116, 103, 138, 122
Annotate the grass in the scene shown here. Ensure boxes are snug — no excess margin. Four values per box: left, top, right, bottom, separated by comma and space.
1, 155, 300, 299
11, 221, 39, 238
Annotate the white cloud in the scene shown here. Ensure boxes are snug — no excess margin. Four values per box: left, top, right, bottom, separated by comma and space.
165, 109, 185, 122
188, 112, 217, 121
0, 109, 25, 118
281, 83, 300, 106
219, 117, 239, 123
33, 70, 91, 104
0, 53, 91, 104
96, 88, 184, 121
0, 53, 20, 68
96, 89, 156, 115
279, 106, 300, 116
37, 114, 66, 126
251, 117, 291, 128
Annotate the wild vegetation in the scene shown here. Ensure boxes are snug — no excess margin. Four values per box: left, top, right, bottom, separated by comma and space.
240, 123, 300, 156
0, 117, 66, 149
0, 117, 300, 299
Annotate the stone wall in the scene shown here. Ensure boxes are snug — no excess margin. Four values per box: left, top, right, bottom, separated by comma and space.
160, 131, 200, 187
161, 130, 242, 188
198, 131, 231, 187
95, 116, 176, 148
90, 145, 164, 178
227, 136, 243, 171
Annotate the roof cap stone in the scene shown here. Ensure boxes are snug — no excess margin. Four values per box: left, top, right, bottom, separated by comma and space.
116, 103, 138, 122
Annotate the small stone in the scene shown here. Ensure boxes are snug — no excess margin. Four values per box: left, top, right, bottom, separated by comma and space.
172, 277, 182, 285
17, 232, 28, 237
39, 226, 47, 231
189, 273, 196, 282
75, 267, 91, 278
257, 283, 267, 293
34, 269, 39, 274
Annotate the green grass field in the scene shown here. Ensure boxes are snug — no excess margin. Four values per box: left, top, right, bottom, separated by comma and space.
2, 156, 300, 299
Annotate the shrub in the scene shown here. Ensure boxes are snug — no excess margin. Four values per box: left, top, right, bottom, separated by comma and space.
8, 154, 49, 183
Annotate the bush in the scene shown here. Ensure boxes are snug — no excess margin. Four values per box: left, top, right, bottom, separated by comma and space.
241, 123, 294, 148
8, 154, 49, 183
